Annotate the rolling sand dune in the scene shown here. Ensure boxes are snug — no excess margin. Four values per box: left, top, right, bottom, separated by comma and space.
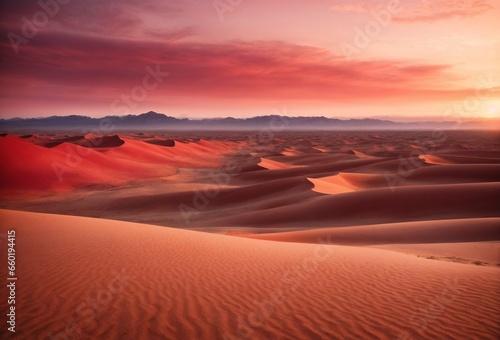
308, 164, 500, 193
77, 135, 125, 148
1, 209, 499, 339
258, 157, 296, 170
43, 135, 86, 148
281, 148, 303, 156
419, 154, 455, 165
143, 138, 176, 147
308, 174, 358, 194
352, 149, 374, 159
213, 182, 500, 228
371, 242, 500, 266
2, 131, 499, 230
403, 163, 500, 184
267, 153, 359, 166
242, 217, 500, 271
421, 153, 500, 165
0, 135, 241, 196
0, 136, 176, 194
312, 146, 329, 152
1, 130, 499, 339
242, 218, 500, 246
232, 157, 386, 183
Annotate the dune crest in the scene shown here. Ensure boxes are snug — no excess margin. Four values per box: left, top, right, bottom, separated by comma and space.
352, 149, 374, 158
419, 154, 454, 165
307, 174, 358, 194
258, 157, 296, 170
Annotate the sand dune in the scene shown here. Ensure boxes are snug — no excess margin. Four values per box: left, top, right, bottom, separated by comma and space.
308, 174, 358, 194
0, 135, 73, 192
1, 209, 499, 339
75, 135, 125, 148
213, 182, 500, 228
143, 138, 176, 147
3, 132, 499, 230
243, 218, 500, 265
419, 154, 455, 165
1, 130, 499, 339
242, 218, 500, 246
257, 157, 296, 170
371, 242, 500, 266
233, 157, 386, 183
421, 153, 500, 165
308, 164, 500, 194
0, 135, 176, 194
312, 146, 329, 152
43, 135, 86, 148
268, 153, 359, 166
0, 135, 240, 196
405, 163, 500, 184
352, 149, 374, 159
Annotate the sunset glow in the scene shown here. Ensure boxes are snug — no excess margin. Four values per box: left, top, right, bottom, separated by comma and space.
0, 0, 499, 119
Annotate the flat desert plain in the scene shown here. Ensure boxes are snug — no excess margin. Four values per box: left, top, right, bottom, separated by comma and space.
0, 130, 499, 339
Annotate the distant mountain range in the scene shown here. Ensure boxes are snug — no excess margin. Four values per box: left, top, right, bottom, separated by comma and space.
0, 111, 490, 131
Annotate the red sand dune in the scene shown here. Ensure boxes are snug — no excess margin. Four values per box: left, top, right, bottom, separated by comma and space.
77, 135, 125, 148
307, 164, 500, 193
1, 209, 499, 339
370, 242, 500, 266
352, 149, 374, 159
307, 174, 358, 194
0, 135, 176, 194
43, 135, 86, 148
242, 218, 500, 246
212, 182, 500, 228
281, 147, 302, 156
269, 153, 359, 166
421, 153, 500, 165
0, 135, 240, 196
258, 157, 297, 170
419, 154, 455, 165
1, 130, 499, 339
143, 138, 176, 147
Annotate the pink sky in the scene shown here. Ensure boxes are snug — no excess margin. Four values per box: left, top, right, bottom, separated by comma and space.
0, 0, 499, 119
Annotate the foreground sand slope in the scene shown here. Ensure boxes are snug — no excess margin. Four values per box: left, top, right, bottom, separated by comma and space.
1, 209, 499, 339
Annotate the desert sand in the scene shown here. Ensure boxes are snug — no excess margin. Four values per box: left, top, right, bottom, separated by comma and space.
1, 130, 499, 339
1, 209, 499, 339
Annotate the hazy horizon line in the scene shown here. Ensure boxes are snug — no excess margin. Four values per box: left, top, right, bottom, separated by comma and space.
1, 111, 499, 123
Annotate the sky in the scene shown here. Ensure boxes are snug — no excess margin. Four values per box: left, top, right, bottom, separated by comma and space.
0, 0, 499, 120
